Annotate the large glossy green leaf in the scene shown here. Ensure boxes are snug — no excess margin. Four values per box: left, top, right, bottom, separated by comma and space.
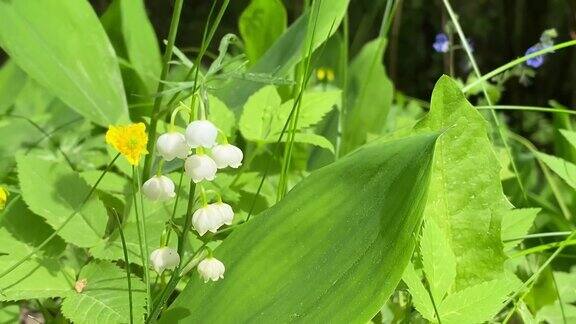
16, 154, 108, 248
342, 37, 393, 154
0, 60, 27, 112
161, 133, 437, 323
413, 75, 510, 289
239, 0, 287, 64
0, 0, 129, 126
215, 0, 349, 110
61, 261, 147, 324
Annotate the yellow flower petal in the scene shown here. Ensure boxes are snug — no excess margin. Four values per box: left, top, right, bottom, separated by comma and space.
0, 186, 8, 210
106, 123, 149, 166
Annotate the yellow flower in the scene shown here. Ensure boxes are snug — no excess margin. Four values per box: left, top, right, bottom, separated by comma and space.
0, 186, 8, 210
106, 123, 149, 166
316, 68, 326, 81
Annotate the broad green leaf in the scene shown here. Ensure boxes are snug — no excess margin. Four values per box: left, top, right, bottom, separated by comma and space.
537, 152, 576, 189
421, 218, 456, 302
537, 302, 576, 324
208, 94, 236, 138
413, 75, 510, 289
501, 208, 540, 250
0, 303, 19, 324
61, 261, 146, 324
0, 198, 66, 256
0, 60, 26, 112
162, 133, 437, 323
438, 278, 516, 324
239, 0, 287, 64
560, 129, 576, 150
341, 37, 393, 154
215, 0, 349, 110
402, 263, 436, 321
16, 154, 107, 248
554, 269, 576, 303
0, 228, 72, 301
0, 0, 129, 126
102, 0, 161, 94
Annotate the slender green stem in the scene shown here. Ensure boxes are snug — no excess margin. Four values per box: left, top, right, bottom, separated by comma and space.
463, 40, 576, 93
112, 209, 134, 324
551, 270, 567, 324
442, 0, 527, 200
335, 14, 349, 159
0, 154, 120, 281
476, 105, 576, 115
503, 231, 573, 243
143, 0, 184, 179
423, 273, 442, 324
131, 166, 151, 314
511, 239, 576, 258
502, 231, 576, 322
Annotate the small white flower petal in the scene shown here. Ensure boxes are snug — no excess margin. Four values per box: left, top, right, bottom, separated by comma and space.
192, 204, 223, 236
156, 132, 189, 161
150, 247, 180, 274
142, 175, 176, 201
211, 144, 243, 169
185, 120, 218, 148
215, 202, 234, 225
197, 257, 225, 283
184, 154, 218, 183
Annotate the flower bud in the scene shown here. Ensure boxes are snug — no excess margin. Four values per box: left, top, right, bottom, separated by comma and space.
156, 132, 189, 161
142, 175, 176, 201
185, 120, 218, 148
197, 257, 225, 283
150, 247, 180, 274
192, 204, 223, 236
211, 144, 243, 169
215, 202, 234, 225
185, 154, 217, 183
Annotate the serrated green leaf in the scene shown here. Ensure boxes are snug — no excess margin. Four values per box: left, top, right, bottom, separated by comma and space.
208, 94, 236, 138
537, 152, 576, 189
0, 228, 72, 301
162, 133, 437, 323
239, 85, 340, 143
239, 0, 286, 64
215, 0, 349, 110
61, 261, 146, 324
501, 208, 540, 250
402, 263, 436, 321
421, 218, 456, 302
413, 75, 510, 289
438, 278, 515, 323
0, 0, 129, 126
284, 133, 335, 153
0, 198, 65, 256
342, 37, 393, 154
16, 154, 107, 248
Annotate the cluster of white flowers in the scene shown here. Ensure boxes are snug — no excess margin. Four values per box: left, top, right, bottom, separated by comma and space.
145, 119, 242, 282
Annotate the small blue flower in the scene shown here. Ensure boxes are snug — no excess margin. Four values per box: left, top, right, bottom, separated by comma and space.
525, 44, 545, 68
433, 33, 450, 53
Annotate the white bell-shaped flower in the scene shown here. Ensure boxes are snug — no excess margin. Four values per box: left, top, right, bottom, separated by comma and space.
185, 120, 218, 148
192, 204, 223, 236
185, 154, 217, 183
215, 202, 234, 225
211, 144, 243, 169
150, 247, 180, 274
142, 175, 176, 201
156, 132, 189, 161
197, 257, 225, 283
